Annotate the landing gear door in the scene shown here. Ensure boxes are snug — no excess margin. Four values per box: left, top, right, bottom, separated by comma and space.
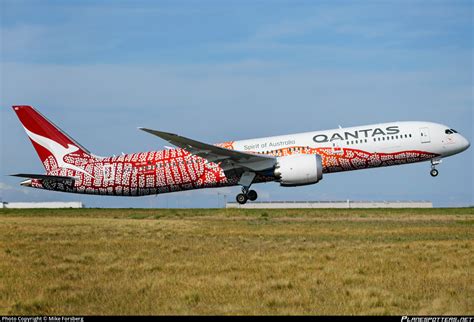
420, 127, 431, 144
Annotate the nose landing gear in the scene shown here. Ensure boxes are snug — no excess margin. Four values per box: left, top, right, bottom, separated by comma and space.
430, 159, 441, 177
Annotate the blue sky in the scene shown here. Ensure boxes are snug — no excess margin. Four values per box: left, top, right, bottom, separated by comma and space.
1, 0, 472, 207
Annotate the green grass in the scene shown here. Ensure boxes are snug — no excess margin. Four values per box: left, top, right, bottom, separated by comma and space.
0, 207, 473, 315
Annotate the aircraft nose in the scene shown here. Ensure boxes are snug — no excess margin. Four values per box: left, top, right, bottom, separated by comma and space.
460, 136, 470, 152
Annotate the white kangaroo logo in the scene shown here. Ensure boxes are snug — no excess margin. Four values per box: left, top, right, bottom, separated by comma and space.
24, 127, 93, 178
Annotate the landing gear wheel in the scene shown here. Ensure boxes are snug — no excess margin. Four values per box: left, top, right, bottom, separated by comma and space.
430, 169, 439, 177
236, 193, 248, 204
247, 190, 258, 201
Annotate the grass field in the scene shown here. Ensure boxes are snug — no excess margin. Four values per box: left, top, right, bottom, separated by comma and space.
0, 207, 473, 315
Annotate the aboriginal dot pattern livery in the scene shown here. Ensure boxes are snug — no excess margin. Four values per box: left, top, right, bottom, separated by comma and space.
31, 143, 438, 196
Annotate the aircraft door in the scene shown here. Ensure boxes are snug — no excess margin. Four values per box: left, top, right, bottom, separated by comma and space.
332, 142, 343, 155
420, 127, 431, 143
103, 164, 115, 183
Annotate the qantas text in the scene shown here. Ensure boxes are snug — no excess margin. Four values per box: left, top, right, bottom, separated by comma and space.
313, 126, 400, 143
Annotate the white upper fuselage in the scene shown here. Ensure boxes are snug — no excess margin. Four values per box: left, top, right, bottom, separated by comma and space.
232, 121, 470, 159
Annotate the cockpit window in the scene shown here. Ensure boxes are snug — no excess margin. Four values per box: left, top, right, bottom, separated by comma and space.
445, 129, 453, 134
450, 129, 458, 133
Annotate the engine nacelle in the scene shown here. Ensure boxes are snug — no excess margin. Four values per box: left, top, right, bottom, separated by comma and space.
274, 154, 323, 187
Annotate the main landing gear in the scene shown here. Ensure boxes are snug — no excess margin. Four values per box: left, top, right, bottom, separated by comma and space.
430, 159, 441, 177
236, 171, 258, 205
236, 188, 258, 205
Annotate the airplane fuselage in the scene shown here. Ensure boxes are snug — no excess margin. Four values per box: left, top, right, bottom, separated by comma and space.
27, 121, 470, 196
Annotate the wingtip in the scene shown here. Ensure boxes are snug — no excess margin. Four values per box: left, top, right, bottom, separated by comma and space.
10, 173, 35, 178
137, 127, 177, 137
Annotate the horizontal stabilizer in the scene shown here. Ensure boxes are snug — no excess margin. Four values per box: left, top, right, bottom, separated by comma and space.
11, 173, 78, 182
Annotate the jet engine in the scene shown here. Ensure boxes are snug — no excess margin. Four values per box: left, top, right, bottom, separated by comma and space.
274, 154, 323, 186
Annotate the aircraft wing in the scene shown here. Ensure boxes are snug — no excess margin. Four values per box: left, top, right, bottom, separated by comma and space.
139, 128, 276, 172
11, 173, 78, 182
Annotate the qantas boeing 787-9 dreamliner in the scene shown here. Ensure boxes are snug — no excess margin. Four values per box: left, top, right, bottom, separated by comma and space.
11, 105, 470, 204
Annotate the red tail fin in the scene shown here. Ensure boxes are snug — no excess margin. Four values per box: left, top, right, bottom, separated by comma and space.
12, 105, 92, 172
